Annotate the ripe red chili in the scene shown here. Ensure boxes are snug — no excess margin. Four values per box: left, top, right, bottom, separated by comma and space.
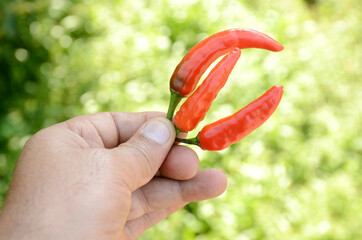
176, 85, 283, 150
174, 48, 241, 132
198, 85, 283, 150
170, 29, 284, 97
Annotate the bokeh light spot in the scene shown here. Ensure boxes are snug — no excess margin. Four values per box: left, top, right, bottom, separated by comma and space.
14, 48, 28, 62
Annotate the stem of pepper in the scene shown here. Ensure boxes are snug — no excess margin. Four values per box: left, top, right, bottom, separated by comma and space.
175, 127, 182, 135
175, 136, 199, 146
166, 90, 183, 121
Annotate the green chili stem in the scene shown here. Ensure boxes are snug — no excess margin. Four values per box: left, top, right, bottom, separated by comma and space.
175, 137, 199, 146
166, 90, 183, 121
175, 127, 182, 135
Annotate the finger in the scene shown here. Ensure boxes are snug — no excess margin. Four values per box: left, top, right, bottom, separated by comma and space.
159, 145, 199, 180
111, 112, 167, 143
62, 111, 165, 148
112, 117, 176, 191
174, 131, 187, 145
127, 169, 227, 220
176, 131, 187, 139
124, 203, 187, 240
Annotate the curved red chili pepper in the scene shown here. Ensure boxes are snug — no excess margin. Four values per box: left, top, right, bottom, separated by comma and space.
196, 85, 283, 151
170, 29, 283, 97
174, 48, 241, 132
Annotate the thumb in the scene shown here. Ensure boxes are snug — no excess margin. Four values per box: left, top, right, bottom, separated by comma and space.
112, 117, 175, 191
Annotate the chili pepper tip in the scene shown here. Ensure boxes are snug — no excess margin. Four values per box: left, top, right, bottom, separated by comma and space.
274, 44, 284, 52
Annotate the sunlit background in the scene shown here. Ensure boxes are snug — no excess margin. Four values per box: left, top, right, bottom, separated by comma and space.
1, 0, 361, 239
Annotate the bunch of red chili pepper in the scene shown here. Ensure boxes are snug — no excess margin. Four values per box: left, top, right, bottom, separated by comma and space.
166, 29, 284, 151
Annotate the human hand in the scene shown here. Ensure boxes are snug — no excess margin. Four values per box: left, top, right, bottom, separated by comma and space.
0, 112, 227, 240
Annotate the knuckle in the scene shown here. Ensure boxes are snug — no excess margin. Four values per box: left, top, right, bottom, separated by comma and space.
22, 128, 54, 154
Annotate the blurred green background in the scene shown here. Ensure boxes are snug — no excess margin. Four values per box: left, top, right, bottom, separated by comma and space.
1, 0, 361, 239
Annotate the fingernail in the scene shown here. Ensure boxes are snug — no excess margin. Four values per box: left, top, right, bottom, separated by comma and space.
141, 119, 170, 144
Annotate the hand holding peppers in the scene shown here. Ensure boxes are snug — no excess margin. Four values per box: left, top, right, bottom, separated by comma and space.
167, 28, 284, 151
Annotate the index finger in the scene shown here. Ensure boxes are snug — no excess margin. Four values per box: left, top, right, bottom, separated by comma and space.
63, 111, 166, 148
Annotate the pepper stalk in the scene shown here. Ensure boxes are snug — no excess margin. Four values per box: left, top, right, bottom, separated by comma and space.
166, 89, 183, 121
175, 136, 199, 146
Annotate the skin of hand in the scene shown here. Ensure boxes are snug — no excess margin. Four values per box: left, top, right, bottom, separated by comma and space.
0, 112, 227, 240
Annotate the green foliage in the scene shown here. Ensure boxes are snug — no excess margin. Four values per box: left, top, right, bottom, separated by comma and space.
1, 0, 361, 239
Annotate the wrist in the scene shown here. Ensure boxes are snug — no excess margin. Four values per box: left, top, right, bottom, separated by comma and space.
0, 203, 77, 240
0, 207, 52, 239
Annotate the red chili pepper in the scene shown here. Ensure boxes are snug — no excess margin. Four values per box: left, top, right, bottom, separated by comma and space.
170, 29, 283, 97
176, 85, 283, 151
167, 28, 283, 121
174, 48, 241, 132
